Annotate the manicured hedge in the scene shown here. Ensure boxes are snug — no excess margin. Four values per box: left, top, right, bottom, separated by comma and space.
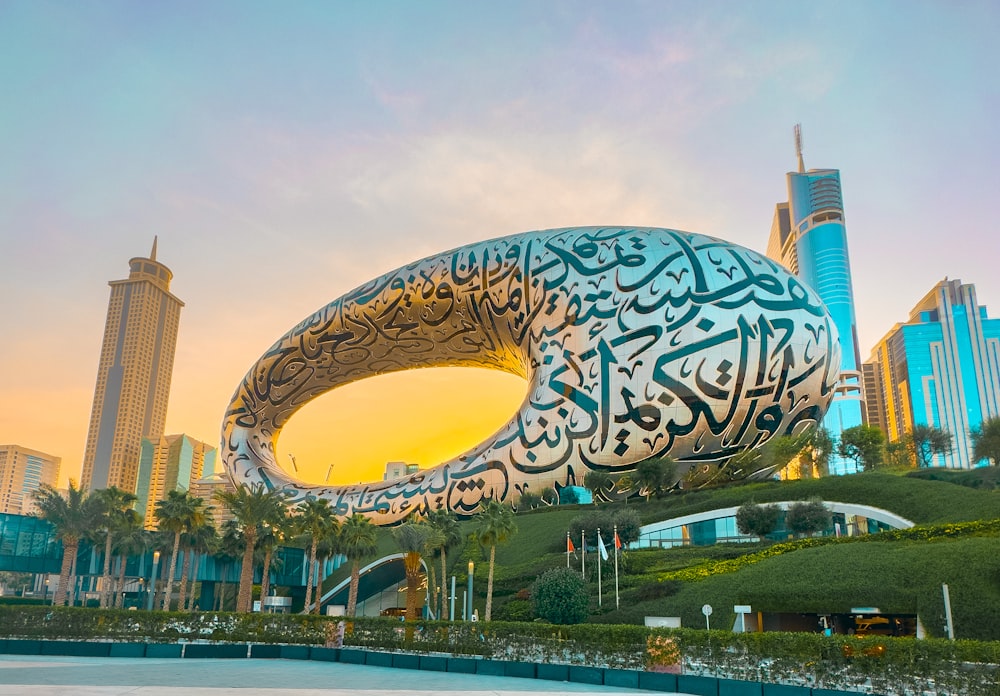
0, 606, 997, 695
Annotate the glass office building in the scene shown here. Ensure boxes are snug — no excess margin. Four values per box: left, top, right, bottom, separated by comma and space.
864, 279, 1000, 468
768, 143, 865, 474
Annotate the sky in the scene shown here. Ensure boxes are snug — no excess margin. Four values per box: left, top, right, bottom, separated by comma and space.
2, 1, 998, 489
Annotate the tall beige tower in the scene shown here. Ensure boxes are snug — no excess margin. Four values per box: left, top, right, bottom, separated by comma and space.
81, 239, 184, 493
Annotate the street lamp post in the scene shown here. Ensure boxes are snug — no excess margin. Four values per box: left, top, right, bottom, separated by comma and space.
147, 551, 161, 611
467, 561, 474, 622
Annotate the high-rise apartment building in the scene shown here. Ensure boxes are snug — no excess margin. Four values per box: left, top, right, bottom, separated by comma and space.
767, 127, 865, 474
0, 445, 61, 515
81, 239, 183, 493
135, 434, 217, 527
189, 471, 237, 530
864, 279, 1000, 468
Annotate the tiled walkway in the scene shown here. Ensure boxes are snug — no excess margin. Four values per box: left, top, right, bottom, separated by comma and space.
0, 655, 694, 695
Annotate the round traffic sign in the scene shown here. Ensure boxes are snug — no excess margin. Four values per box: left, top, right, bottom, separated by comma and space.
702, 604, 713, 617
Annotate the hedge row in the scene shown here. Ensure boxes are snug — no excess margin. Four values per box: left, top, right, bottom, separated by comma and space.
1, 607, 997, 695
659, 518, 1000, 583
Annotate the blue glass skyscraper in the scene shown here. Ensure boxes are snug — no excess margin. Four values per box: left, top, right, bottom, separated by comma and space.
767, 128, 865, 474
864, 279, 1000, 468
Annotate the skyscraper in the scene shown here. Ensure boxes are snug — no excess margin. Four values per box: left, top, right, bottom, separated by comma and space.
864, 279, 1000, 468
135, 434, 217, 527
81, 239, 183, 493
0, 444, 61, 515
767, 127, 865, 474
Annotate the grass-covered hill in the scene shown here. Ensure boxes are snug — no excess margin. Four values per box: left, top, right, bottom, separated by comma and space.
324, 469, 1000, 640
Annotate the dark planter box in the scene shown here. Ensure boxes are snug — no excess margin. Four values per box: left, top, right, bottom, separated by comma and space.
762, 685, 809, 696
249, 644, 281, 659
569, 665, 603, 685
475, 659, 506, 676
638, 671, 679, 692
3, 640, 41, 655
280, 645, 312, 660
41, 641, 111, 657
184, 643, 248, 659
679, 674, 719, 696
338, 648, 366, 664
391, 653, 420, 670
605, 669, 640, 689
145, 643, 183, 658
503, 661, 536, 679
719, 678, 763, 696
418, 655, 448, 672
365, 651, 393, 667
310, 647, 339, 662
813, 690, 860, 696
537, 663, 569, 682
447, 657, 477, 673
110, 643, 146, 657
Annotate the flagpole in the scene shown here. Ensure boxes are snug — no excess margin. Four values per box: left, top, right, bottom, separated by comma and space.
597, 527, 602, 607
614, 525, 620, 610
581, 530, 585, 578
566, 531, 570, 568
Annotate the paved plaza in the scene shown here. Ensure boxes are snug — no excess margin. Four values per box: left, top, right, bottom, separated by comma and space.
0, 655, 696, 695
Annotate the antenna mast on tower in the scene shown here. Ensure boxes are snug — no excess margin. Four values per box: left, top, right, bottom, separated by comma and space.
794, 124, 805, 173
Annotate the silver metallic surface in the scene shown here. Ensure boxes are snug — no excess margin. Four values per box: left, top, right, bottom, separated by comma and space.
222, 227, 839, 524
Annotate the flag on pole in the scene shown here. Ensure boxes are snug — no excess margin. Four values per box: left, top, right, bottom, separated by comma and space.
613, 525, 621, 610
566, 532, 574, 567
597, 530, 609, 561
596, 528, 603, 606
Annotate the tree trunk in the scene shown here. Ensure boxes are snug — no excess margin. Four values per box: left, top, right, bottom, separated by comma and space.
259, 547, 273, 611
177, 548, 191, 612
313, 555, 328, 614
116, 556, 127, 608
67, 543, 79, 607
162, 531, 181, 611
439, 549, 448, 620
54, 537, 76, 606
237, 529, 257, 613
347, 559, 360, 617
404, 551, 421, 622
485, 544, 496, 622
303, 539, 318, 613
186, 554, 202, 611
100, 532, 113, 608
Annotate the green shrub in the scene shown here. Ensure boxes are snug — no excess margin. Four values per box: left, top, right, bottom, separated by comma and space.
531, 567, 589, 625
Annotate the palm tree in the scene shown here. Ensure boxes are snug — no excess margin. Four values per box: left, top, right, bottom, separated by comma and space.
256, 517, 288, 610
92, 486, 138, 608
32, 481, 97, 606
177, 511, 215, 612
294, 498, 336, 615
154, 490, 205, 611
183, 521, 217, 611
214, 520, 243, 611
312, 518, 342, 615
474, 499, 517, 622
426, 509, 461, 619
110, 511, 147, 608
214, 483, 288, 613
391, 522, 437, 625
339, 514, 379, 618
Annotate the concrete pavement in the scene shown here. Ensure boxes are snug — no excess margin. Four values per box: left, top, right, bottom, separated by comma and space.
0, 655, 694, 695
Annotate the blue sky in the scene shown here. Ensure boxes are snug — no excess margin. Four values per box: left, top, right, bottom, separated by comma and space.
2, 1, 998, 486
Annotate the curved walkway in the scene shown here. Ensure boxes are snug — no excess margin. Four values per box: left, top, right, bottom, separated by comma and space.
0, 655, 684, 695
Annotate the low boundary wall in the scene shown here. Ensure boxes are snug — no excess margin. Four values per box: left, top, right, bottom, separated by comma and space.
0, 639, 862, 696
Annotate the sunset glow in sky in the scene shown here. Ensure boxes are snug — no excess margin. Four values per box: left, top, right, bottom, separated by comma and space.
2, 1, 998, 488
